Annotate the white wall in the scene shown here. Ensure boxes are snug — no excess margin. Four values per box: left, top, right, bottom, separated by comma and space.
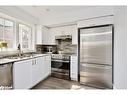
114, 6, 127, 89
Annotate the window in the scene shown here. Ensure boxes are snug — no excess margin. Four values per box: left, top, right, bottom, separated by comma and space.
0, 14, 35, 52
19, 24, 32, 50
0, 18, 14, 49
0, 18, 4, 42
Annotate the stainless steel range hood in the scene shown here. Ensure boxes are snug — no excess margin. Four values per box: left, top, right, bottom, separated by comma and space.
55, 35, 72, 40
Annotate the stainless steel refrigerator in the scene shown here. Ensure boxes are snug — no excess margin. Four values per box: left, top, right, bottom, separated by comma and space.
79, 25, 113, 89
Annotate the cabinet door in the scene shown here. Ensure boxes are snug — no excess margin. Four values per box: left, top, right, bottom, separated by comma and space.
71, 56, 78, 81
52, 25, 78, 44
31, 57, 44, 86
63, 26, 73, 35
54, 26, 72, 35
42, 27, 51, 44
48, 28, 62, 45
48, 30, 57, 45
55, 27, 63, 36
45, 55, 51, 76
71, 25, 78, 44
59, 26, 66, 35
36, 57, 45, 81
36, 25, 42, 44
13, 60, 32, 89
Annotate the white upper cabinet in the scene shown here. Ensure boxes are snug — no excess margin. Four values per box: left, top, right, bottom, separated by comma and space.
36, 25, 78, 45
47, 27, 62, 45
49, 25, 78, 45
42, 26, 51, 45
59, 26, 72, 35
71, 25, 78, 44
64, 25, 78, 44
36, 25, 43, 44
36, 25, 49, 44
77, 16, 114, 28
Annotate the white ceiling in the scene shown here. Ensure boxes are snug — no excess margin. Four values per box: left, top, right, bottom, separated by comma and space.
15, 6, 91, 25
16, 6, 89, 19
15, 6, 114, 26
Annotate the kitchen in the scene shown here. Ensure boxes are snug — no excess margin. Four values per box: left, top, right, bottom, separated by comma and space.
0, 6, 127, 90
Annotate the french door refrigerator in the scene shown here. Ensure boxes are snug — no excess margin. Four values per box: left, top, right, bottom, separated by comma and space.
79, 25, 113, 89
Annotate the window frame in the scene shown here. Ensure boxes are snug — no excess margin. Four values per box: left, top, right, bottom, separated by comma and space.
0, 17, 15, 50
18, 23, 32, 51
0, 14, 35, 53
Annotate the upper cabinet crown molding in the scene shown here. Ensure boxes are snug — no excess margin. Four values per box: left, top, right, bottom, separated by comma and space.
77, 15, 114, 28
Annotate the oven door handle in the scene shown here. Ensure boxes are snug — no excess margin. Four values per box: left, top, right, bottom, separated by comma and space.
51, 60, 69, 63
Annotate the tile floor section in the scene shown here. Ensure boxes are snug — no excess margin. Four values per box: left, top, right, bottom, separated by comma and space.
32, 76, 97, 89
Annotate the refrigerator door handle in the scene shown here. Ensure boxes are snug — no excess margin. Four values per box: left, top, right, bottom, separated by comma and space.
81, 63, 112, 69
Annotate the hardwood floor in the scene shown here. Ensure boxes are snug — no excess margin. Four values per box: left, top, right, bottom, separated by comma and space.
32, 76, 97, 89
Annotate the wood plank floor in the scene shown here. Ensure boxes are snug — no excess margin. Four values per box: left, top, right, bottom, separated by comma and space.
32, 76, 97, 89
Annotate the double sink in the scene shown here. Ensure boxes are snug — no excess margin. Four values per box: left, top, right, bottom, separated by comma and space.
8, 54, 33, 59
8, 54, 43, 59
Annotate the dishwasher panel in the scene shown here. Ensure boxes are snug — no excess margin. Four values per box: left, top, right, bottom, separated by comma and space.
0, 63, 13, 89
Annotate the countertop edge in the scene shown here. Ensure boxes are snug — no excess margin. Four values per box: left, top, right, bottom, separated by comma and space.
0, 54, 51, 65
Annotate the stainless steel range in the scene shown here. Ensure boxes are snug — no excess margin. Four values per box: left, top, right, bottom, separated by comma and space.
51, 54, 70, 80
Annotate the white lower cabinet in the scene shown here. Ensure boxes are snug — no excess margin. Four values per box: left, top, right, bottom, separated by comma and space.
13, 60, 32, 89
44, 55, 51, 77
31, 57, 45, 86
70, 55, 78, 81
13, 55, 51, 89
71, 25, 78, 45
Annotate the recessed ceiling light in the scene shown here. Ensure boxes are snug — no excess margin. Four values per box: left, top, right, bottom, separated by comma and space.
46, 8, 50, 12
32, 6, 37, 8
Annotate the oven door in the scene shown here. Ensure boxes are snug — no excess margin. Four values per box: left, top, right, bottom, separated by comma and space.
51, 59, 70, 79
51, 60, 70, 70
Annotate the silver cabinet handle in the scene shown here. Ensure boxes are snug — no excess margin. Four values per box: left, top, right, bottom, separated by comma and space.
32, 60, 34, 65
35, 60, 36, 64
32, 60, 35, 65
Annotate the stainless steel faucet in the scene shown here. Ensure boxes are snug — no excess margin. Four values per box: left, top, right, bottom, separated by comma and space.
17, 44, 22, 57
